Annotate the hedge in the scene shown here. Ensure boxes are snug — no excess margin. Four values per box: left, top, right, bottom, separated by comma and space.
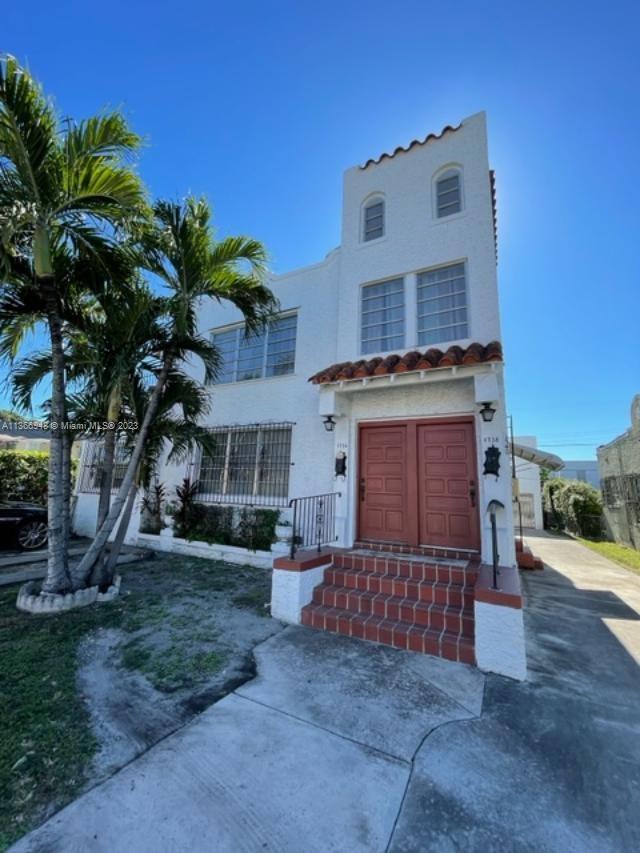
543, 477, 603, 539
174, 502, 279, 552
0, 450, 49, 504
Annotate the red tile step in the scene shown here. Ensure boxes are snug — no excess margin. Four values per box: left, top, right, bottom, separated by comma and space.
332, 552, 479, 586
301, 605, 475, 665
300, 548, 477, 665
313, 585, 474, 636
354, 540, 480, 562
324, 568, 474, 609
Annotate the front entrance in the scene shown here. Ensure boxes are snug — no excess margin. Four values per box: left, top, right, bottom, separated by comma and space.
358, 418, 480, 550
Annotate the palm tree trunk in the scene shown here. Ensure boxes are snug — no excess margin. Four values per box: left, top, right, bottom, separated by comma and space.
41, 280, 71, 593
89, 421, 118, 587
96, 426, 116, 530
72, 356, 173, 587
96, 388, 121, 531
104, 478, 138, 584
61, 429, 72, 555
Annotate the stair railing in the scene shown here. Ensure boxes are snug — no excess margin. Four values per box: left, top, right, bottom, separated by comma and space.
289, 492, 341, 558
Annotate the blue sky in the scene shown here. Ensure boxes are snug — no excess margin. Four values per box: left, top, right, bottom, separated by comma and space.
2, 0, 639, 460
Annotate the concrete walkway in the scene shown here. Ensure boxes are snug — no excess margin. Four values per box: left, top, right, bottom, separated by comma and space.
12, 532, 640, 852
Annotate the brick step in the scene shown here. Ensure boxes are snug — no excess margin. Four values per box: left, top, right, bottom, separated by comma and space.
333, 553, 478, 585
301, 603, 475, 665
354, 540, 480, 562
313, 584, 474, 636
517, 546, 537, 570
324, 567, 474, 608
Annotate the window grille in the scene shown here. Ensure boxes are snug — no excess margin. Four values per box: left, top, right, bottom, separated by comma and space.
193, 422, 294, 508
78, 441, 129, 493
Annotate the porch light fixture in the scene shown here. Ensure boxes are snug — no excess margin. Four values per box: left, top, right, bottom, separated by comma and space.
479, 402, 497, 423
323, 415, 336, 432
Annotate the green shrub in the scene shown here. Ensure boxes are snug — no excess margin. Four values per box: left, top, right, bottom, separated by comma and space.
543, 477, 603, 538
235, 508, 280, 552
174, 494, 279, 552
0, 450, 50, 504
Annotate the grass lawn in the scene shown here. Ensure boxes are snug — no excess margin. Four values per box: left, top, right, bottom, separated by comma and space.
577, 538, 640, 576
0, 555, 275, 851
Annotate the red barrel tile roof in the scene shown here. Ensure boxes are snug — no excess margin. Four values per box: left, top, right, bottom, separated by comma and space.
359, 123, 461, 169
309, 341, 503, 385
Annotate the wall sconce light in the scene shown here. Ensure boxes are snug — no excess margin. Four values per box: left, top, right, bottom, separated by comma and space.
323, 415, 336, 432
479, 402, 497, 423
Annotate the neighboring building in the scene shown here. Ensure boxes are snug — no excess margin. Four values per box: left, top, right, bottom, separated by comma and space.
597, 395, 640, 549
75, 113, 528, 678
511, 436, 563, 532
513, 436, 544, 530
0, 419, 50, 452
550, 461, 600, 490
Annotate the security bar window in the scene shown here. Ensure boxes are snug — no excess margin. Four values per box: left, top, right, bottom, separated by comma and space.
363, 199, 385, 241
78, 441, 130, 493
361, 277, 405, 355
195, 423, 293, 507
417, 262, 468, 346
211, 313, 297, 384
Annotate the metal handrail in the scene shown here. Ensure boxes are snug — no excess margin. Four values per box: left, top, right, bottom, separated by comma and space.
289, 492, 341, 558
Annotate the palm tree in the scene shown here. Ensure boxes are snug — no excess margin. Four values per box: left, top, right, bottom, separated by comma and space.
102, 370, 219, 582
0, 55, 147, 592
73, 196, 277, 585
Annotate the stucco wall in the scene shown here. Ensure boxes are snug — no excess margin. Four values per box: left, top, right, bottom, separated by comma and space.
337, 112, 500, 362
74, 111, 512, 561
597, 395, 640, 549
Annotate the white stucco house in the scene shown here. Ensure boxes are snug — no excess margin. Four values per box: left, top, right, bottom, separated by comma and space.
74, 112, 528, 679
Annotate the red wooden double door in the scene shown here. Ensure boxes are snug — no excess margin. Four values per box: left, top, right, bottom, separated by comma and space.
358, 418, 480, 551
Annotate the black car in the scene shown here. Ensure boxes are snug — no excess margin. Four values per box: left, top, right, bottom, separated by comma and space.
0, 501, 48, 550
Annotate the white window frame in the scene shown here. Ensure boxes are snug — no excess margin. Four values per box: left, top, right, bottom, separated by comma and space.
361, 195, 386, 243
210, 311, 298, 385
416, 261, 469, 347
360, 276, 405, 355
433, 165, 464, 219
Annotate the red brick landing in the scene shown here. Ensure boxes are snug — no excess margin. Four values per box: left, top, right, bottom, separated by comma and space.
300, 548, 479, 665
515, 538, 544, 570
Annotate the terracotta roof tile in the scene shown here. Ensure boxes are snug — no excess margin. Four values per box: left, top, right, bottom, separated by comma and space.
309, 341, 503, 385
360, 124, 462, 169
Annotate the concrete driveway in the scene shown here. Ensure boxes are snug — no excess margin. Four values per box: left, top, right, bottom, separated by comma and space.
12, 532, 640, 852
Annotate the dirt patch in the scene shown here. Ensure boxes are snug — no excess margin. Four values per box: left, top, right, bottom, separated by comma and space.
76, 556, 283, 781
0, 553, 284, 847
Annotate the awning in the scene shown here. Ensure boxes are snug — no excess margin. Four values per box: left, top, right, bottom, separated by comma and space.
510, 443, 563, 471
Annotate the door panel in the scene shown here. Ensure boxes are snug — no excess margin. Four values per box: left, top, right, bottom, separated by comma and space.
359, 425, 409, 544
417, 422, 479, 550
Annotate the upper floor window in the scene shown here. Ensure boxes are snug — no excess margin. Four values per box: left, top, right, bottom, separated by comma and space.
361, 277, 404, 355
436, 168, 462, 218
417, 262, 468, 345
211, 313, 297, 384
363, 198, 385, 241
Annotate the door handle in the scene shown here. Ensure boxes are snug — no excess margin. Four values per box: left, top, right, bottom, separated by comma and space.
359, 478, 366, 501
469, 481, 476, 507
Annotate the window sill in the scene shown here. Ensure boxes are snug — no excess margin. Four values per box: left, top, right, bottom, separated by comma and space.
432, 210, 468, 226
356, 235, 389, 251
207, 372, 298, 389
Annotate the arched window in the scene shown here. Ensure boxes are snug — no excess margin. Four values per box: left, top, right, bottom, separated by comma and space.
363, 197, 385, 241
435, 168, 462, 218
